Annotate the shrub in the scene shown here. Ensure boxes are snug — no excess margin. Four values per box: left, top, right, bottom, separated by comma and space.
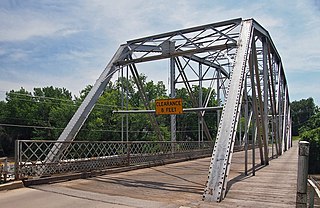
300, 127, 320, 174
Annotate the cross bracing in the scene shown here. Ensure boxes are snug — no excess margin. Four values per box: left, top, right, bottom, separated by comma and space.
46, 18, 291, 203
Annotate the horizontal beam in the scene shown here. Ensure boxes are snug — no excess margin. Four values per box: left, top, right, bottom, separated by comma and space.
128, 43, 230, 77
113, 106, 223, 114
175, 76, 227, 84
127, 18, 242, 44
116, 43, 237, 66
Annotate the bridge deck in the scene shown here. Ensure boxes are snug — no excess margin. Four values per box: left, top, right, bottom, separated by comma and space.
0, 142, 298, 208
221, 143, 298, 207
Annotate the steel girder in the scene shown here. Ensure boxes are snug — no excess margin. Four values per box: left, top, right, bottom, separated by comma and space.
48, 18, 291, 204
203, 19, 291, 202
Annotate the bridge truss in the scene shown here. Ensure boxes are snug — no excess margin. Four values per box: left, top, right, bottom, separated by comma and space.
50, 18, 291, 202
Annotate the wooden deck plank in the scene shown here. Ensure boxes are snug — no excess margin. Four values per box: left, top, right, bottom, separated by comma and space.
214, 142, 298, 208
0, 142, 299, 208
50, 142, 299, 207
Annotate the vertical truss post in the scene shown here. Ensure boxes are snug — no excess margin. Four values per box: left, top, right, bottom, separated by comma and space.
252, 117, 257, 176
217, 68, 221, 126
287, 105, 292, 148
203, 19, 253, 202
249, 52, 264, 165
199, 63, 203, 145
239, 111, 242, 145
271, 118, 275, 158
244, 77, 249, 176
262, 37, 269, 158
282, 85, 288, 152
121, 67, 124, 143
286, 83, 291, 149
252, 39, 269, 165
267, 48, 278, 157
170, 56, 177, 152
269, 53, 280, 156
126, 66, 129, 142
277, 66, 284, 154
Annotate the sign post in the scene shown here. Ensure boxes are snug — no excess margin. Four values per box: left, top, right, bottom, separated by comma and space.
155, 98, 183, 115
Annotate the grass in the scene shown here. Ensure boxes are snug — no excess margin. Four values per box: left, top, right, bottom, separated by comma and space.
292, 136, 300, 141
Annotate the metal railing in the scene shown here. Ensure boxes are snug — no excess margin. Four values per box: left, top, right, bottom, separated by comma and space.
15, 140, 214, 180
308, 176, 320, 208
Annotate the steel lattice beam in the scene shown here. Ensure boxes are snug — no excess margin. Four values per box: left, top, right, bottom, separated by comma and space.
203, 19, 254, 202
46, 18, 291, 204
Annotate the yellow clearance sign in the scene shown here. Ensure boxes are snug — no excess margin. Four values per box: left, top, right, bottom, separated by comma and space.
155, 98, 183, 115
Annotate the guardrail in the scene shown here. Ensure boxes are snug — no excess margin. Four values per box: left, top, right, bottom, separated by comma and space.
15, 140, 214, 180
308, 176, 320, 208
0, 157, 8, 183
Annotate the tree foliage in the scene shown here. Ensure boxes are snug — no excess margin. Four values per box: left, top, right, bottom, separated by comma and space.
0, 74, 219, 156
298, 111, 320, 134
291, 97, 316, 136
300, 127, 320, 173
293, 97, 320, 173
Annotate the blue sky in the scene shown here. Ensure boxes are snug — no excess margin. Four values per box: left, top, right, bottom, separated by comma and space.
0, 0, 319, 104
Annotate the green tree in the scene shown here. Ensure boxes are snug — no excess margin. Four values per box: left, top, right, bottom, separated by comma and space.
0, 88, 36, 155
300, 127, 320, 173
0, 73, 220, 156
0, 87, 77, 155
291, 97, 316, 136
0, 100, 8, 156
32, 86, 75, 140
298, 111, 320, 134
4, 88, 36, 139
175, 86, 218, 141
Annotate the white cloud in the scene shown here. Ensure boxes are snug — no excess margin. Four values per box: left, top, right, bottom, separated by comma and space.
8, 49, 29, 61
0, 10, 62, 41
56, 50, 95, 61
0, 2, 85, 42
56, 28, 83, 37
0, 0, 319, 105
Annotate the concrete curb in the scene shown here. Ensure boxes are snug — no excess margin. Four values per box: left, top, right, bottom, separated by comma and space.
0, 181, 24, 191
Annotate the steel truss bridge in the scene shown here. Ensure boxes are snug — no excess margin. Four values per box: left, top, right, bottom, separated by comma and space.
15, 18, 291, 203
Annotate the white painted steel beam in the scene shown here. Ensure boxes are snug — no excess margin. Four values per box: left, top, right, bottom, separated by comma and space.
46, 45, 128, 162
203, 19, 254, 202
58, 45, 128, 142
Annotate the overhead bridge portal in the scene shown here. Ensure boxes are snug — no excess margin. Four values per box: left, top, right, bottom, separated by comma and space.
45, 18, 291, 202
